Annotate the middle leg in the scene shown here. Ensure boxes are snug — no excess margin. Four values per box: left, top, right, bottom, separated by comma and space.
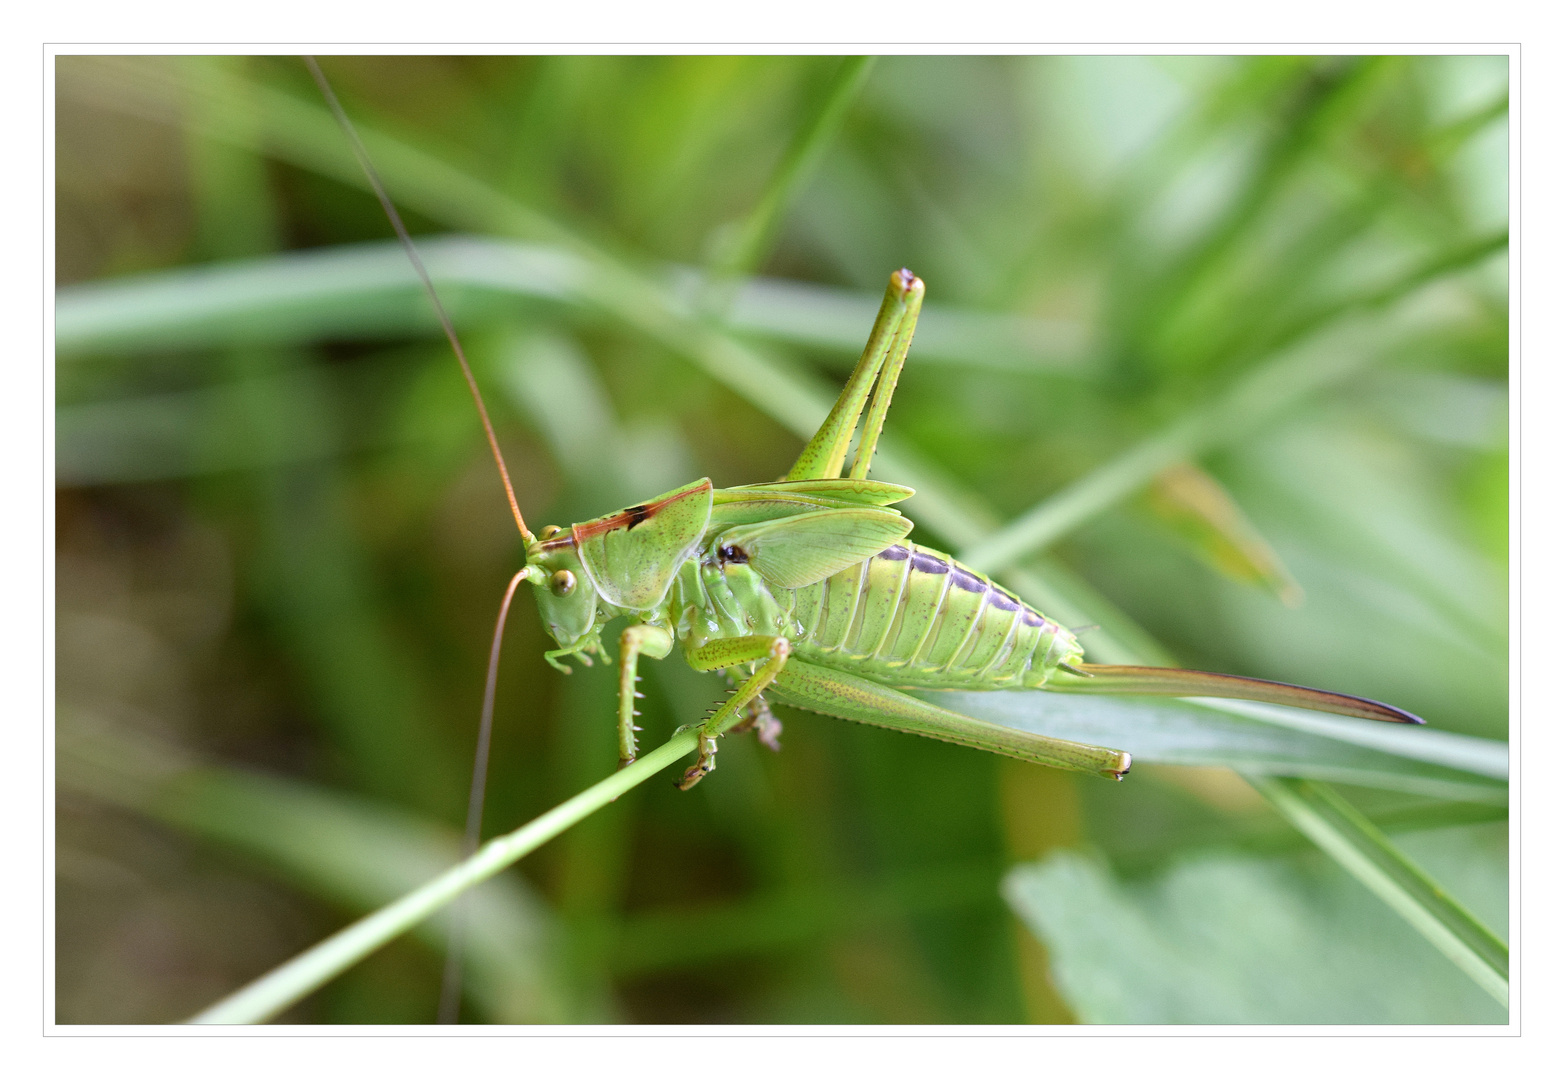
678, 635, 792, 789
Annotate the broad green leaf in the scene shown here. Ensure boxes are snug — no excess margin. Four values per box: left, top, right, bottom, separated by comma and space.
1004, 826, 1507, 1024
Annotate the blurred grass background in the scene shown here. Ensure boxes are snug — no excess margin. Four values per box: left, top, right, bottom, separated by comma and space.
54, 54, 1508, 1024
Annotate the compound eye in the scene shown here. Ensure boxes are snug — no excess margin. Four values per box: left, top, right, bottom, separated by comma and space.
549, 569, 577, 596
539, 525, 564, 540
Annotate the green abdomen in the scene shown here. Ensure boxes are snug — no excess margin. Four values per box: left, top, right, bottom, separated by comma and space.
785, 543, 1082, 689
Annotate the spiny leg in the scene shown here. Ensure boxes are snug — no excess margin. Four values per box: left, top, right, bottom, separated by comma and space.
786, 269, 924, 481
677, 635, 792, 790
720, 670, 784, 752
618, 624, 674, 768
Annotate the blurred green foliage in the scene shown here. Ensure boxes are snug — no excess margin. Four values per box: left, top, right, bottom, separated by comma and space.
55, 54, 1507, 1024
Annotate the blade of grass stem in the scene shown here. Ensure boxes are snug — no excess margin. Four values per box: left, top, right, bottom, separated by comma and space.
703, 57, 875, 293
55, 238, 1087, 371
1113, 59, 1391, 368
1200, 699, 1509, 779
935, 691, 1506, 801
1205, 94, 1508, 372
1105, 797, 1507, 876
187, 728, 700, 1025
1247, 775, 1509, 1008
57, 715, 572, 1022
1145, 462, 1304, 605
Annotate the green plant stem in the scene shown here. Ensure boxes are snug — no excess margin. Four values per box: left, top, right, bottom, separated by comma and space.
186, 728, 700, 1025
1248, 775, 1509, 1008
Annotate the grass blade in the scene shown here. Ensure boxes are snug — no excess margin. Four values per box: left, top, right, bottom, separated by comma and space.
705, 56, 876, 285
55, 237, 1085, 371
958, 231, 1508, 575
1196, 699, 1509, 779
185, 727, 701, 1024
1144, 462, 1304, 606
58, 715, 576, 1022
1247, 775, 1509, 1007
931, 691, 1507, 802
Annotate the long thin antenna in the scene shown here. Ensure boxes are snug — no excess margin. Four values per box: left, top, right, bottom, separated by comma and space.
304, 56, 533, 543
436, 568, 530, 1024
305, 56, 529, 1025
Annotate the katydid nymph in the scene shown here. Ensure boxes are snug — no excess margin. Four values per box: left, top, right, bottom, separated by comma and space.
519, 267, 1423, 791
306, 60, 1421, 807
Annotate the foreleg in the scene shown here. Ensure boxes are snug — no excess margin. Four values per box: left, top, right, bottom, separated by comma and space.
617, 624, 674, 768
